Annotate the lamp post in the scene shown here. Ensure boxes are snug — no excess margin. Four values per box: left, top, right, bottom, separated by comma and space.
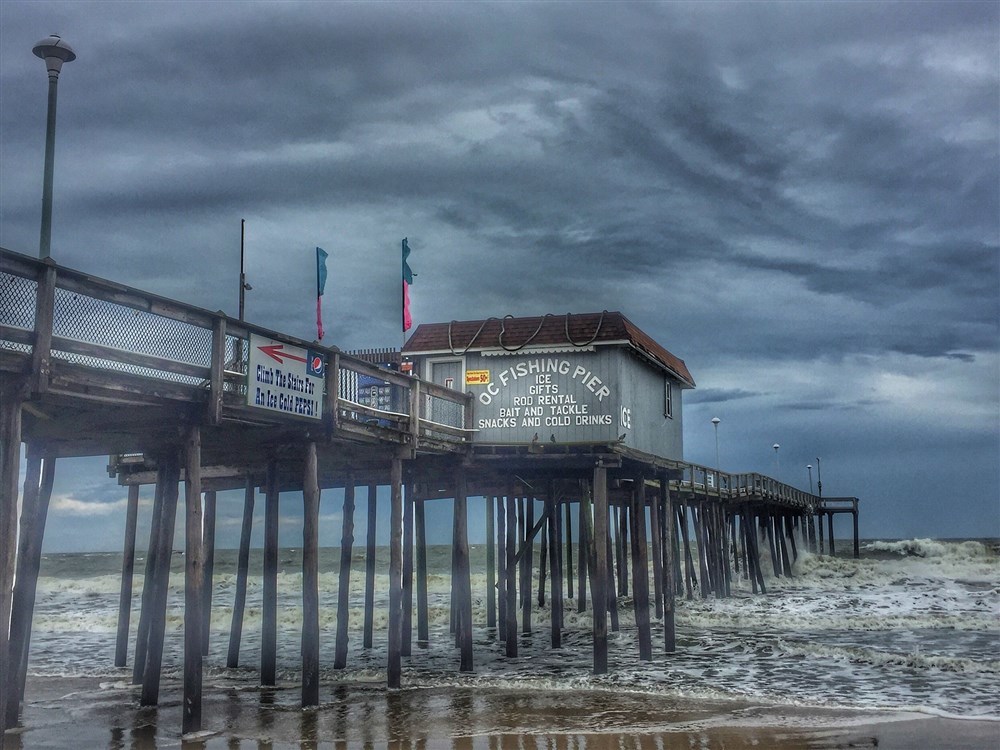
711, 417, 721, 469
33, 34, 76, 259
816, 456, 823, 498
772, 443, 780, 478
807, 464, 814, 494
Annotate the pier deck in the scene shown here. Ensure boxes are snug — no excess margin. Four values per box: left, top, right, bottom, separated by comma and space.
1, 247, 859, 740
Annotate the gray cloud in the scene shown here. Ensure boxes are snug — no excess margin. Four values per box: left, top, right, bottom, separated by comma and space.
2, 0, 997, 543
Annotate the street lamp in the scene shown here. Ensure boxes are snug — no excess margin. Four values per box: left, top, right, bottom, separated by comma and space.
711, 417, 721, 468
807, 464, 814, 494
772, 443, 780, 478
33, 34, 76, 259
816, 456, 823, 498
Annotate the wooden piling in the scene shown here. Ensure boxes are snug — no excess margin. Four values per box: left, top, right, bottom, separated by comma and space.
853, 507, 860, 559
115, 483, 140, 668
777, 514, 792, 577
363, 483, 377, 649
496, 495, 507, 642
504, 494, 518, 656
0, 383, 24, 735
141, 453, 180, 706
302, 443, 321, 706
454, 469, 473, 671
827, 512, 836, 556
616, 502, 629, 596
182, 426, 204, 734
537, 506, 548, 609
591, 465, 608, 674
677, 502, 695, 599
564, 500, 574, 600
692, 503, 710, 598
334, 478, 356, 669
133, 479, 164, 684
745, 510, 767, 594
415, 498, 429, 646
227, 475, 255, 668
629, 478, 652, 661
816, 510, 825, 556
546, 488, 562, 648
486, 496, 496, 629
6, 448, 55, 728
201, 489, 216, 656
661, 477, 676, 653
387, 455, 403, 689
521, 497, 534, 634
261, 459, 279, 686
648, 481, 664, 620
402, 484, 414, 657
577, 495, 588, 614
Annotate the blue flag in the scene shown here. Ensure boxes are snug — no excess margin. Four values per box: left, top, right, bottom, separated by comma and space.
316, 247, 329, 340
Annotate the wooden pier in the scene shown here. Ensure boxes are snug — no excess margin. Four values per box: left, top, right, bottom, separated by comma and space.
1, 247, 859, 741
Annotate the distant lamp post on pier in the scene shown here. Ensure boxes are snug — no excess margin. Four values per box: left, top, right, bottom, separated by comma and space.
711, 417, 721, 468
816, 456, 823, 498
772, 443, 780, 478
807, 464, 814, 494
32, 34, 76, 259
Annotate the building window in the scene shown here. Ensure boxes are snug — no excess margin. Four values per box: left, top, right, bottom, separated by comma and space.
664, 379, 673, 418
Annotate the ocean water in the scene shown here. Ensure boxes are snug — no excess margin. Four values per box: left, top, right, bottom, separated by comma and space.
13, 536, 1000, 745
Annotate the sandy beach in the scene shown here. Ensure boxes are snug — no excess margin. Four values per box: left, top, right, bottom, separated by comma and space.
5, 675, 998, 749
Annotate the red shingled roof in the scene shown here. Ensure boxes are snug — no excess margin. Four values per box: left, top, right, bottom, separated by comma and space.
403, 311, 695, 387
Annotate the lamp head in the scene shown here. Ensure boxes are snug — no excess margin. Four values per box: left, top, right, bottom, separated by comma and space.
711, 417, 721, 426
33, 35, 76, 77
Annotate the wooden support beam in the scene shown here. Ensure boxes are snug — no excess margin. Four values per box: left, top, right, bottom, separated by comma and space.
605, 514, 620, 633
853, 510, 860, 560
537, 504, 548, 609
827, 512, 836, 557
591, 465, 608, 674
648, 480, 664, 620
496, 496, 506, 642
546, 488, 562, 649
564, 500, 574, 600
746, 511, 767, 595
576, 495, 588, 614
302, 443, 321, 706
521, 497, 533, 635
615, 502, 629, 596
227, 476, 254, 668
115, 483, 140, 667
182, 426, 204, 735
415, 499, 429, 647
402, 484, 414, 657
387, 455, 403, 688
677, 502, 695, 600
817, 510, 825, 556
692, 503, 710, 598
454, 469, 473, 672
201, 490, 216, 655
0, 383, 23, 734
334, 478, 355, 669
6, 447, 54, 728
504, 494, 518, 657
629, 478, 652, 661
261, 459, 279, 686
133, 479, 164, 684
661, 477, 676, 653
141, 454, 180, 706
486, 496, 496, 629
363, 483, 377, 649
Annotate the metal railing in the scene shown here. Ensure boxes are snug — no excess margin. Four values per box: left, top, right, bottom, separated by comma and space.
0, 247, 473, 449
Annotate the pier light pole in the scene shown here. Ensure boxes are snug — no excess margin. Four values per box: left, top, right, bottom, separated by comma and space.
772, 443, 780, 478
807, 464, 814, 494
33, 34, 76, 259
815, 456, 823, 498
711, 417, 721, 468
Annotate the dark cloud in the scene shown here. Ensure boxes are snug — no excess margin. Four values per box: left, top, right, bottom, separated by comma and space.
1, 0, 997, 544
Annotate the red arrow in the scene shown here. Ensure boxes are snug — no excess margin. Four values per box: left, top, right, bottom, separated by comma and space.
258, 344, 307, 365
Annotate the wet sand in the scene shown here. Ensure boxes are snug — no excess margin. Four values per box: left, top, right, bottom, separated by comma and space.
5, 675, 998, 749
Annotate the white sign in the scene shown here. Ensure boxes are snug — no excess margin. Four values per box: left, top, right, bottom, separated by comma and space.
246, 333, 325, 419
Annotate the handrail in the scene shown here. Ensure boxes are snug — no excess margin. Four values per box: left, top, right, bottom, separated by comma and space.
0, 247, 473, 448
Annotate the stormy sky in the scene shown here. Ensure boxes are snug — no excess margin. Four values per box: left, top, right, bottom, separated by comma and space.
1, 1, 997, 552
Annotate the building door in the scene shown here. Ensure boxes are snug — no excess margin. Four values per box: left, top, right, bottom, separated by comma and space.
429, 359, 463, 428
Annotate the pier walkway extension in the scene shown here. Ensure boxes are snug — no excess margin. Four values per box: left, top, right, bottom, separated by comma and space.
1, 247, 859, 739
